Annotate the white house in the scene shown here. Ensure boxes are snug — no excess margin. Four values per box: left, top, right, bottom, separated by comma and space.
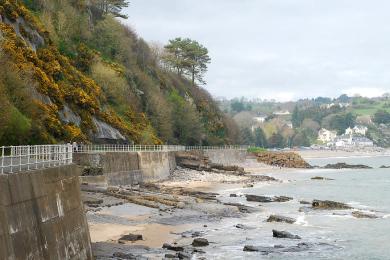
318, 128, 337, 143
253, 116, 267, 123
353, 125, 368, 136
329, 134, 374, 147
345, 125, 368, 136
351, 136, 374, 147
273, 110, 290, 115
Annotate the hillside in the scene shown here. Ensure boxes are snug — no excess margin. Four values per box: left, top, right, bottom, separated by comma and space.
219, 94, 390, 147
0, 0, 238, 145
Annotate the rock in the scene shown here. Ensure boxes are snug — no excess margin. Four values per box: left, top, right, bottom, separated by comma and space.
352, 211, 378, 219
192, 238, 209, 247
223, 202, 259, 213
164, 253, 178, 259
118, 234, 143, 242
312, 200, 352, 210
112, 252, 137, 259
243, 245, 277, 252
272, 229, 301, 239
267, 214, 296, 224
311, 176, 334, 180
299, 200, 311, 205
235, 224, 255, 230
380, 165, 390, 168
323, 163, 372, 169
230, 193, 238, 197
177, 252, 192, 259
245, 195, 292, 203
163, 243, 184, 251
255, 151, 312, 168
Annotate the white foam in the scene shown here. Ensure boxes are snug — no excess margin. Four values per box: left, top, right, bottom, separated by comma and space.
295, 215, 309, 226
347, 201, 370, 209
383, 214, 390, 219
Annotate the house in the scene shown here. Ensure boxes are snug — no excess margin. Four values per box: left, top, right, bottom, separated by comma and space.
273, 110, 290, 115
353, 125, 368, 136
351, 136, 374, 147
253, 116, 267, 123
344, 125, 368, 136
328, 134, 374, 147
318, 128, 337, 143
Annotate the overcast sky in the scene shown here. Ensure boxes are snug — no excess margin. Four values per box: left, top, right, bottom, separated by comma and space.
122, 0, 390, 101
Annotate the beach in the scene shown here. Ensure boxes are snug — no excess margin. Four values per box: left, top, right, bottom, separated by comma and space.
85, 151, 390, 259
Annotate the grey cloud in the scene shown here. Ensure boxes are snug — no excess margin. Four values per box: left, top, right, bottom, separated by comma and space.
123, 0, 390, 100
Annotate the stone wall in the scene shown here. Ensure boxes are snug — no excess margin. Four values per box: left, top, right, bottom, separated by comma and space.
0, 165, 92, 260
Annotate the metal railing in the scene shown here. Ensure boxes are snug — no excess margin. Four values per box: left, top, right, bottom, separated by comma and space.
0, 144, 73, 174
0, 144, 249, 174
74, 144, 249, 153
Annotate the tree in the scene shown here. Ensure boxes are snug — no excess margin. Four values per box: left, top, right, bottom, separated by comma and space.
267, 132, 285, 148
291, 105, 301, 128
240, 128, 254, 145
89, 0, 130, 19
254, 127, 267, 147
163, 38, 210, 86
330, 112, 356, 134
184, 39, 211, 86
231, 100, 245, 113
373, 110, 390, 124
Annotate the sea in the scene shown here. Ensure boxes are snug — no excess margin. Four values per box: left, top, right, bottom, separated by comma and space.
202, 156, 390, 259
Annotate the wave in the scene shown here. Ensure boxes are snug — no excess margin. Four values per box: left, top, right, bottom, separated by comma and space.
347, 201, 370, 209
383, 214, 390, 219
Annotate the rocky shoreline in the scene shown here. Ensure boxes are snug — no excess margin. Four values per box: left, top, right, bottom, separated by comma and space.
83, 152, 387, 259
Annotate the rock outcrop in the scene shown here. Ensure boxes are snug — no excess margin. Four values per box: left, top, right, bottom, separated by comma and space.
254, 151, 312, 168
272, 229, 301, 239
323, 163, 372, 169
245, 194, 292, 203
352, 211, 378, 219
312, 200, 351, 210
267, 215, 296, 224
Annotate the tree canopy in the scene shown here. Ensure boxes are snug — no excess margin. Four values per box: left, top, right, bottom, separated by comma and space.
163, 38, 210, 86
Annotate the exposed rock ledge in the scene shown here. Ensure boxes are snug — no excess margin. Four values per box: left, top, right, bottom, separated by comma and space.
253, 151, 312, 169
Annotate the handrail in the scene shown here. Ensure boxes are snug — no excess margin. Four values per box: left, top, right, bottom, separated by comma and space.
0, 144, 73, 174
74, 144, 249, 153
0, 144, 249, 174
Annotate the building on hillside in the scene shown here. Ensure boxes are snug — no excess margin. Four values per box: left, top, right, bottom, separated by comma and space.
273, 110, 290, 115
353, 125, 368, 136
317, 128, 337, 143
345, 125, 368, 136
328, 134, 374, 147
253, 116, 267, 123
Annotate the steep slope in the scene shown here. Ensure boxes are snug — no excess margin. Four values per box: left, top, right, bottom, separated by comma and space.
0, 0, 238, 145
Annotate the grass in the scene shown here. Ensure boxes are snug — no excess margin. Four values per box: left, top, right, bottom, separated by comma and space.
247, 147, 267, 153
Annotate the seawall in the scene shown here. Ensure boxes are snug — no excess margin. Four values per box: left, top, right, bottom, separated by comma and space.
74, 150, 246, 186
0, 165, 92, 260
74, 151, 177, 186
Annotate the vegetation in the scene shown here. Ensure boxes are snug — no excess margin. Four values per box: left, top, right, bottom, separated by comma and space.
0, 0, 237, 145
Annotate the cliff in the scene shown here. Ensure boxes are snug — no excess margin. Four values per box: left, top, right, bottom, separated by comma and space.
0, 0, 238, 145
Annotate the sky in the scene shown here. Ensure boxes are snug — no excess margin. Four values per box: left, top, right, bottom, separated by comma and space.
122, 0, 390, 101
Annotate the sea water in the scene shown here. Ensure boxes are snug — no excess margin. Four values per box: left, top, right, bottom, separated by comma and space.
202, 156, 390, 259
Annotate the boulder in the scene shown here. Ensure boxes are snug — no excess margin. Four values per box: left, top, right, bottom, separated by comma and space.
235, 224, 255, 230
163, 243, 184, 251
112, 252, 138, 259
352, 211, 378, 219
380, 165, 390, 168
272, 229, 301, 239
312, 200, 351, 210
267, 215, 296, 224
311, 176, 334, 180
323, 163, 372, 169
223, 202, 259, 213
299, 200, 311, 205
192, 238, 209, 247
177, 252, 192, 259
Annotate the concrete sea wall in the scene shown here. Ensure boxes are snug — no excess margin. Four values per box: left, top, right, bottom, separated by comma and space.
0, 165, 92, 260
74, 151, 177, 186
203, 150, 247, 165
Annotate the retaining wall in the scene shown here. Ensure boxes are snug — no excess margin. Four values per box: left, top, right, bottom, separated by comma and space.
0, 165, 92, 260
203, 150, 247, 165
73, 151, 176, 185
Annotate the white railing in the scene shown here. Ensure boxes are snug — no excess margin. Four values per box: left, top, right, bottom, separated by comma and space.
74, 144, 249, 153
0, 144, 73, 174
